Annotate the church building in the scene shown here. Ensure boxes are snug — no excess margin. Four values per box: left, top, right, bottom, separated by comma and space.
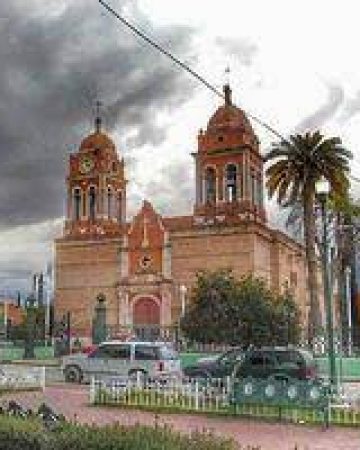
54, 85, 309, 341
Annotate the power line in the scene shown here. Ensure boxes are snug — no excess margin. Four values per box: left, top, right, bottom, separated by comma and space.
98, 1, 222, 98
98, 0, 359, 186
97, 0, 285, 141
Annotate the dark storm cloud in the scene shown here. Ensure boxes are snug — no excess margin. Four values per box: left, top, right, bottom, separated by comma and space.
0, 0, 196, 229
293, 84, 344, 133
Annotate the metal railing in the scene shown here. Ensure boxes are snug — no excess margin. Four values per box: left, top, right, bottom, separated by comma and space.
90, 374, 360, 427
90, 375, 231, 413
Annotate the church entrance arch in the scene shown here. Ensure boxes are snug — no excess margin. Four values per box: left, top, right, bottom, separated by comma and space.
132, 296, 161, 341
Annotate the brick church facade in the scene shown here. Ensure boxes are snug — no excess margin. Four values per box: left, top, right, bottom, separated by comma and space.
54, 85, 309, 341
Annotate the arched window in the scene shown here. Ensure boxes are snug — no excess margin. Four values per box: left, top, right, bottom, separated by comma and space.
89, 186, 96, 221
107, 187, 116, 218
73, 188, 81, 221
257, 177, 263, 207
204, 167, 216, 204
225, 164, 237, 202
251, 174, 257, 205
107, 187, 112, 218
118, 191, 122, 222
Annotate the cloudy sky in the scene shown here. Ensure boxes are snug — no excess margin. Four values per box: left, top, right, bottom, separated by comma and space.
1, 0, 360, 295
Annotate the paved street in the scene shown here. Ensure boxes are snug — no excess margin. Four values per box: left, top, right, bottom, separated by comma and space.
0, 384, 359, 450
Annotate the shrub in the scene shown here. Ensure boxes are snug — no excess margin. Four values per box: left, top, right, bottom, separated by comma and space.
0, 415, 236, 450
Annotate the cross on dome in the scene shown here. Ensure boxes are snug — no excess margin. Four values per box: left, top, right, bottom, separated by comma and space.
95, 100, 102, 133
224, 66, 232, 106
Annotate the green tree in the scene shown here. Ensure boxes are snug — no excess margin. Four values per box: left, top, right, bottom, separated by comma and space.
180, 270, 300, 347
330, 193, 360, 350
9, 304, 46, 342
265, 131, 352, 342
272, 287, 301, 346
180, 269, 239, 344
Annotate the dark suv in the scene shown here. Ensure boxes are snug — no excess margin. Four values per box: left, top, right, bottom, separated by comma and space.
183, 347, 244, 379
232, 346, 317, 381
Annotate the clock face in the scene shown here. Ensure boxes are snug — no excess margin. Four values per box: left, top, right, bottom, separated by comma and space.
80, 156, 94, 174
139, 254, 152, 270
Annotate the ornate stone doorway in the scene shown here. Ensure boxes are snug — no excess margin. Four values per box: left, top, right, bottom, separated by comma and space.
132, 296, 160, 341
133, 296, 160, 325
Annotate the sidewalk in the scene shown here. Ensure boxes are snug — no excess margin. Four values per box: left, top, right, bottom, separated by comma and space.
1, 386, 359, 449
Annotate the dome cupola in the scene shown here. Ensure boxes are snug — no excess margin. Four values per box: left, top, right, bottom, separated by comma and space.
79, 131, 116, 153
199, 84, 258, 153
79, 106, 116, 154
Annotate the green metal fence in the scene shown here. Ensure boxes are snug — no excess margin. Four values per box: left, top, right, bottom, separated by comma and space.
0, 346, 54, 361
316, 357, 360, 381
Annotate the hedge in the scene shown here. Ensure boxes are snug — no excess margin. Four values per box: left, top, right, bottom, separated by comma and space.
0, 414, 237, 450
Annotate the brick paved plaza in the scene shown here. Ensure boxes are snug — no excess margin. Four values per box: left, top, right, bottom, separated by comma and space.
1, 385, 359, 450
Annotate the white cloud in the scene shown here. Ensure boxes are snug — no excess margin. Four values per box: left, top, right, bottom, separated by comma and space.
0, 219, 62, 294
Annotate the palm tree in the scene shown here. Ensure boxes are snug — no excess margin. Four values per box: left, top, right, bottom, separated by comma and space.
265, 131, 352, 342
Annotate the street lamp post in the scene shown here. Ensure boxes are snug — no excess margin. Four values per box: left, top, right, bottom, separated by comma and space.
345, 266, 353, 356
177, 285, 187, 350
316, 177, 337, 390
23, 294, 36, 360
4, 300, 8, 339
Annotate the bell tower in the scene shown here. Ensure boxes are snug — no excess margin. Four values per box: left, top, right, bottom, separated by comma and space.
193, 84, 266, 225
64, 107, 127, 237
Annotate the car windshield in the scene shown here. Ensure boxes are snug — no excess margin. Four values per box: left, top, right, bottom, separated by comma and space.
159, 346, 178, 360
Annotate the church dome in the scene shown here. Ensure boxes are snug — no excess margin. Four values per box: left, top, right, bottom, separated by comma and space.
198, 84, 258, 153
206, 85, 255, 137
79, 131, 115, 152
207, 104, 253, 133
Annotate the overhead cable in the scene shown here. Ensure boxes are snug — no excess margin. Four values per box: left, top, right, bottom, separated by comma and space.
98, 0, 360, 183
98, 0, 284, 140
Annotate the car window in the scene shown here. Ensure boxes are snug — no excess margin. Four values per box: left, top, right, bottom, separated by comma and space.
263, 354, 276, 367
107, 344, 131, 359
89, 346, 112, 358
134, 345, 159, 360
89, 344, 130, 359
247, 353, 264, 367
159, 346, 178, 360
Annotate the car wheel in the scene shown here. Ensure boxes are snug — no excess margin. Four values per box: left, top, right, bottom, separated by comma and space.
64, 365, 83, 383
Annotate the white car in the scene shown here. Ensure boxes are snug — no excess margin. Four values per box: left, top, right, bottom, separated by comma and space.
61, 340, 181, 383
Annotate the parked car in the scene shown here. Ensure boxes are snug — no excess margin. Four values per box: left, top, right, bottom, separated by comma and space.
232, 346, 318, 381
183, 347, 244, 379
61, 340, 181, 383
